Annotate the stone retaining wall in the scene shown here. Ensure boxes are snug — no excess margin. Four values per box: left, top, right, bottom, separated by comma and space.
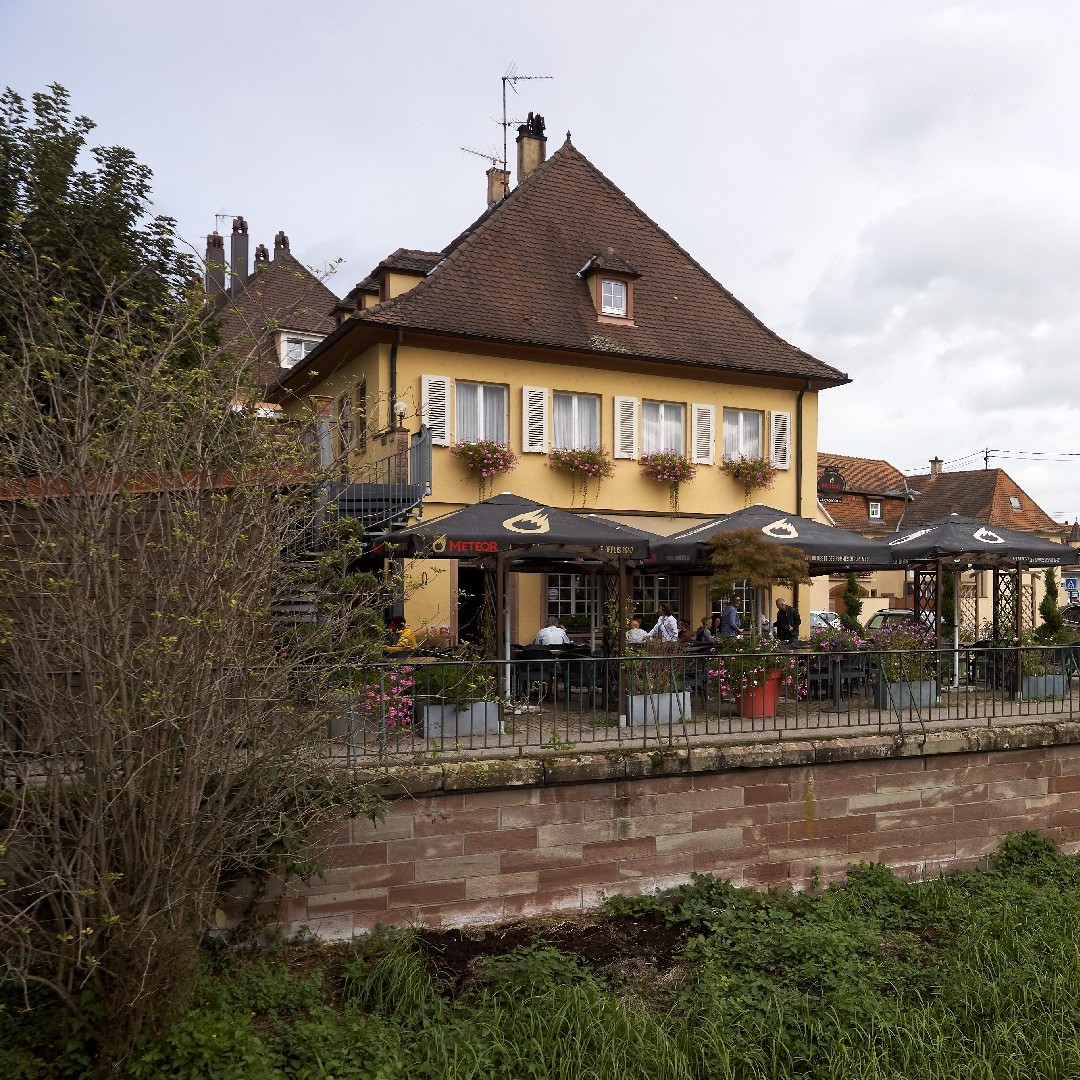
243, 723, 1080, 939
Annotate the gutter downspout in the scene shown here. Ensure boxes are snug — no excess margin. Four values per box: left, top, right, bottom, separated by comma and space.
793, 379, 811, 617
388, 328, 403, 429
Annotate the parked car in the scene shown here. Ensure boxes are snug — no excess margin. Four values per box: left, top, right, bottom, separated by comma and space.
810, 611, 842, 632
864, 609, 918, 631
1060, 603, 1080, 629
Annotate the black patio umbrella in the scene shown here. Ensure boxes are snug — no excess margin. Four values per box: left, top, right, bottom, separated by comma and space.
385, 493, 654, 561
385, 494, 656, 660
884, 514, 1076, 568
648, 504, 893, 570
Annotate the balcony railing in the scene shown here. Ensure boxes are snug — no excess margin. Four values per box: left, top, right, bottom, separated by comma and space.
327, 425, 432, 534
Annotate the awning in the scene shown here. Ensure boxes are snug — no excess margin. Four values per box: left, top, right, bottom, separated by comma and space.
885, 514, 1077, 568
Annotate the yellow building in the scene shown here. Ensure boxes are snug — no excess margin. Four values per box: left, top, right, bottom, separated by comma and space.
272, 116, 848, 643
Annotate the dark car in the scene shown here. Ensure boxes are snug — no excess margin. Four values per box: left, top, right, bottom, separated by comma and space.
1060, 604, 1080, 629
864, 609, 919, 631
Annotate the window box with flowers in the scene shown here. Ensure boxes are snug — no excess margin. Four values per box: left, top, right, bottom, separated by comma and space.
866, 622, 939, 708
620, 642, 692, 727
721, 456, 779, 506
450, 440, 518, 499
639, 451, 697, 514
411, 659, 502, 739
548, 446, 615, 505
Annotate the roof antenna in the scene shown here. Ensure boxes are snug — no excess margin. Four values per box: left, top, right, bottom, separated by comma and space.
501, 64, 552, 174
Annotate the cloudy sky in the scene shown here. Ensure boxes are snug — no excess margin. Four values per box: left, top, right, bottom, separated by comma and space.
5, 1, 1080, 521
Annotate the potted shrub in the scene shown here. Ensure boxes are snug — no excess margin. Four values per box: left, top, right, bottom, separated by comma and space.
411, 658, 502, 738
620, 642, 692, 726
711, 638, 802, 718
548, 446, 615, 506
1020, 630, 1067, 700
866, 622, 938, 709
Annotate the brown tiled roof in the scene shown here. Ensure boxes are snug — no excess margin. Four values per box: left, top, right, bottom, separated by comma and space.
903, 469, 1064, 537
218, 254, 339, 394
818, 453, 909, 495
375, 248, 443, 276
325, 139, 847, 385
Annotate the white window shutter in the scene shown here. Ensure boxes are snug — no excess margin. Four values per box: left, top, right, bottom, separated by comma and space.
691, 403, 715, 466
421, 375, 451, 446
614, 396, 638, 459
522, 386, 548, 453
770, 410, 791, 469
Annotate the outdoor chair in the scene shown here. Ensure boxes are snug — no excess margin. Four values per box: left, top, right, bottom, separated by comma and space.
561, 656, 603, 703
514, 647, 558, 705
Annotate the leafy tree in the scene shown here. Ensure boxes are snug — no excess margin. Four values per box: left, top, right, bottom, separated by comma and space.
0, 94, 385, 1067
0, 83, 207, 373
708, 529, 811, 599
840, 572, 863, 632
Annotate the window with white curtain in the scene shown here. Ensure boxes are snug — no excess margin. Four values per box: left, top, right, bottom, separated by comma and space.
642, 401, 685, 455
456, 381, 508, 443
553, 391, 601, 449
722, 407, 763, 460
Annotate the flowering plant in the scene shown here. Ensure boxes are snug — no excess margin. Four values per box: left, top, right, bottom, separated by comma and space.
721, 456, 779, 506
807, 625, 866, 653
640, 451, 697, 514
864, 622, 937, 682
710, 637, 804, 697
548, 446, 615, 505
355, 664, 414, 731
450, 440, 517, 499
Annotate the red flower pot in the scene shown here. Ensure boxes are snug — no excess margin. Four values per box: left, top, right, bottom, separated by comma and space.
736, 670, 783, 719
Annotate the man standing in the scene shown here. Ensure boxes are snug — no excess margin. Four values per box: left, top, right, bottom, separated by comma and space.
774, 598, 801, 643
720, 596, 742, 639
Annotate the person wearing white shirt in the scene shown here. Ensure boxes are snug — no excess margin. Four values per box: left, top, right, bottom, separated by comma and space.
626, 618, 648, 645
534, 618, 571, 646
646, 602, 679, 643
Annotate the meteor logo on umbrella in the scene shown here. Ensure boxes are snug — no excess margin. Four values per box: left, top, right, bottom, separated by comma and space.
973, 527, 1005, 545
761, 519, 799, 540
503, 509, 551, 534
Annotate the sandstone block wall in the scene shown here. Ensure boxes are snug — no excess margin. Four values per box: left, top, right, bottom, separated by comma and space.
251, 727, 1080, 939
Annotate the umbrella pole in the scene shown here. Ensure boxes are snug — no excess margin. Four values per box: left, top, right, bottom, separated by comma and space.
952, 570, 960, 690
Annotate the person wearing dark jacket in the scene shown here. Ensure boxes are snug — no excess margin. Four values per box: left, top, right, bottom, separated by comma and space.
774, 598, 801, 643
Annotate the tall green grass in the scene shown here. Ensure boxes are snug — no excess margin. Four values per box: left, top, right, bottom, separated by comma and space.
8, 832, 1080, 1078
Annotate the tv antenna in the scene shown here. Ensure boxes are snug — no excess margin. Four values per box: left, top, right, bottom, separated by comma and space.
459, 145, 502, 168
501, 64, 552, 173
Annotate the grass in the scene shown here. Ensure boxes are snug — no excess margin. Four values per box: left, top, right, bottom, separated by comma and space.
6, 832, 1080, 1077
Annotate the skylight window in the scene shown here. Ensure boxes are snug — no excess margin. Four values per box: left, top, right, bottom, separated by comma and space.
1009, 496, 1022, 511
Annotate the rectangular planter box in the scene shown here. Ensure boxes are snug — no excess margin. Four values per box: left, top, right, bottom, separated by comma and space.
1022, 674, 1067, 700
873, 680, 937, 709
421, 701, 502, 739
623, 691, 692, 727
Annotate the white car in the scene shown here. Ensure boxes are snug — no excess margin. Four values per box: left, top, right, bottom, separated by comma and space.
810, 611, 842, 632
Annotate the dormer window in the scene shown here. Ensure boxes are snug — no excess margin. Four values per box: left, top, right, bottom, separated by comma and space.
577, 249, 640, 323
279, 333, 322, 368
601, 279, 627, 316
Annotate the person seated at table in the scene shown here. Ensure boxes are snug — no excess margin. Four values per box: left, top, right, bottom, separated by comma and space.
677, 618, 694, 644
625, 617, 648, 645
384, 617, 417, 653
646, 602, 679, 643
534, 617, 571, 646
708, 614, 723, 639
695, 616, 715, 645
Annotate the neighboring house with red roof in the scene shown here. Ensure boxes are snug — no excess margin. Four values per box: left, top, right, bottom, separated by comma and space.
206, 217, 339, 397
816, 452, 912, 537
817, 453, 1074, 628
272, 115, 849, 643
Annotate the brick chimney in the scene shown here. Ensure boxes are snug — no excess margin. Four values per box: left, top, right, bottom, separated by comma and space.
273, 230, 290, 259
930, 456, 943, 477
229, 216, 249, 297
516, 112, 547, 185
204, 231, 227, 308
253, 243, 270, 269
486, 165, 510, 207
